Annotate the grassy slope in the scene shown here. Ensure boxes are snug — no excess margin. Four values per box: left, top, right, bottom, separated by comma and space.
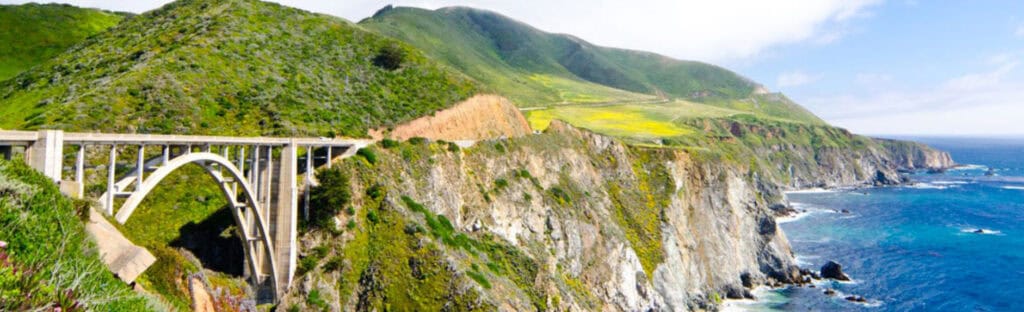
359, 6, 824, 125
0, 0, 478, 137
359, 6, 654, 106
0, 160, 154, 311
0, 3, 124, 82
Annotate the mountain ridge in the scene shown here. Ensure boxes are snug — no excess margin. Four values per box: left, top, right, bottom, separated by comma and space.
359, 5, 825, 125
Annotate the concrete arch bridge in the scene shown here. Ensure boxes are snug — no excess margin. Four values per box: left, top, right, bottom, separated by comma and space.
0, 130, 370, 302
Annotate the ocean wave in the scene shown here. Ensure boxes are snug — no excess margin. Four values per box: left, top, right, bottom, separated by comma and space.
931, 180, 970, 185
794, 255, 821, 266
786, 188, 838, 194
949, 164, 988, 171
777, 203, 837, 223
959, 228, 1003, 235
1001, 185, 1024, 191
720, 286, 790, 312
903, 183, 951, 190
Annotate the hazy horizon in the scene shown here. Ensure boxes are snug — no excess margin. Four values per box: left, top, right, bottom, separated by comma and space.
2, 0, 1022, 136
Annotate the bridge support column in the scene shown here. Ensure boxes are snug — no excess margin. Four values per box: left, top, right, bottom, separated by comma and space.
272, 141, 298, 296
27, 130, 64, 182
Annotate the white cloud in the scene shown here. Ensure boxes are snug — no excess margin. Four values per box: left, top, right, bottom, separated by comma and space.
777, 71, 822, 88
804, 58, 1024, 135
0, 0, 883, 63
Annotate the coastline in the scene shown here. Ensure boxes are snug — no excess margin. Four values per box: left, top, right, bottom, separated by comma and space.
724, 185, 885, 311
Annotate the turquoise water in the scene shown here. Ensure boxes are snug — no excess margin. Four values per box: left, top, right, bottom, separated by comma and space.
731, 137, 1024, 311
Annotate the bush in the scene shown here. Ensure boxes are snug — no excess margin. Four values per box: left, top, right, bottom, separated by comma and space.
408, 137, 429, 145
380, 139, 399, 149
447, 142, 460, 152
366, 184, 385, 200
372, 44, 406, 70
309, 167, 351, 229
356, 147, 377, 165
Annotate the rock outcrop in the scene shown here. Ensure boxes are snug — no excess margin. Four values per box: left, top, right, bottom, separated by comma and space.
876, 138, 956, 170
820, 261, 851, 281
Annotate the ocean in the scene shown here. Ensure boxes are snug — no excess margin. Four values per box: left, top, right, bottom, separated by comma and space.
725, 137, 1024, 311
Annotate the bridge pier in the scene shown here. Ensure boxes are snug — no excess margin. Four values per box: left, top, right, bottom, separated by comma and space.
272, 141, 298, 296
26, 130, 64, 182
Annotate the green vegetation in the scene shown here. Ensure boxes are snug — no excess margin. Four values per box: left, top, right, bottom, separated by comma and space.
607, 150, 675, 277
0, 159, 151, 311
399, 195, 546, 310
327, 193, 492, 311
0, 3, 124, 81
0, 0, 478, 137
361, 7, 816, 117
308, 167, 352, 229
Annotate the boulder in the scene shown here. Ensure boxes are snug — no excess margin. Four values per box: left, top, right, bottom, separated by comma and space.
823, 288, 836, 296
820, 261, 850, 281
873, 169, 901, 186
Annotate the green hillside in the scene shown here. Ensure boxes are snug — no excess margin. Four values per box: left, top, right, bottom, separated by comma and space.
360, 6, 824, 124
0, 3, 124, 81
0, 159, 156, 311
0, 0, 478, 137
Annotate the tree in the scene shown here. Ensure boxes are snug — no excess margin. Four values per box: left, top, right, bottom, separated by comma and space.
308, 167, 351, 229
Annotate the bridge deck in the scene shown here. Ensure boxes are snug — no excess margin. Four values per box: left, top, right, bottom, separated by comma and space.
0, 130, 369, 147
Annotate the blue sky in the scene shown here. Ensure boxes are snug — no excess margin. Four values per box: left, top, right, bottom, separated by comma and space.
734, 1, 1024, 136
3, 0, 1023, 136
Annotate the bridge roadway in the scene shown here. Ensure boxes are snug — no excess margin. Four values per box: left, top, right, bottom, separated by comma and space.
0, 129, 371, 303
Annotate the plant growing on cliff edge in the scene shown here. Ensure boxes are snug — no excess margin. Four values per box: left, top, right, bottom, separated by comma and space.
356, 147, 378, 165
309, 167, 352, 229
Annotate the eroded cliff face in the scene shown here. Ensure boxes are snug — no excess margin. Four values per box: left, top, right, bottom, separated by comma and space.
286, 117, 953, 311
368, 94, 532, 141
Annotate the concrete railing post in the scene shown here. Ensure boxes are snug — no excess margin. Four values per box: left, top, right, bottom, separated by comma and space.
27, 130, 64, 182
75, 145, 85, 199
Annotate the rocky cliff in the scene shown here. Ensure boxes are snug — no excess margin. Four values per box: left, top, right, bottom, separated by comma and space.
283, 117, 953, 311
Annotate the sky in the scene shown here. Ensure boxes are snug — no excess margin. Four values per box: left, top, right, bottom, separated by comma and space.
3, 0, 1023, 136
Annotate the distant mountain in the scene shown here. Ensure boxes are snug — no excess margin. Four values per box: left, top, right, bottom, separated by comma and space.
359, 6, 823, 124
0, 0, 478, 137
0, 3, 124, 81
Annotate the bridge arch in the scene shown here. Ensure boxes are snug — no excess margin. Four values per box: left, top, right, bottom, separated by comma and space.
114, 152, 279, 297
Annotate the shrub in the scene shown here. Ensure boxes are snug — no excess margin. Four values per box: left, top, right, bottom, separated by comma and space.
447, 142, 460, 152
308, 167, 351, 229
493, 179, 509, 190
306, 289, 328, 311
408, 137, 429, 145
372, 44, 405, 70
380, 139, 399, 149
356, 147, 377, 165
366, 210, 380, 224
366, 184, 385, 200
323, 256, 344, 272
